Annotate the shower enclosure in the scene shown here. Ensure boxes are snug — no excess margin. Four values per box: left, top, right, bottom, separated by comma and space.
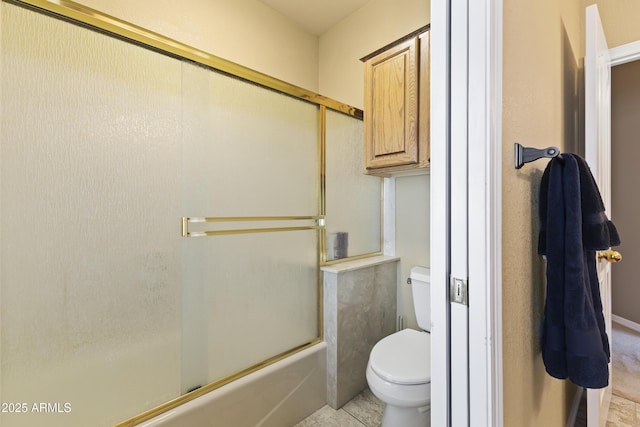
0, 1, 382, 426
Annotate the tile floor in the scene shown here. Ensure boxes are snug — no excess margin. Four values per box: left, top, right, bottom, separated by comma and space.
606, 394, 640, 427
300, 322, 640, 427
298, 384, 640, 427
300, 388, 640, 427
604, 323, 640, 427
294, 388, 384, 427
573, 323, 640, 427
574, 389, 640, 427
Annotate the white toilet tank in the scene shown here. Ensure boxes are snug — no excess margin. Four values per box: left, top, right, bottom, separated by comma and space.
410, 267, 431, 332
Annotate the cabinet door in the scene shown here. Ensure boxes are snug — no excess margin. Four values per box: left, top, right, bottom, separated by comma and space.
364, 36, 419, 170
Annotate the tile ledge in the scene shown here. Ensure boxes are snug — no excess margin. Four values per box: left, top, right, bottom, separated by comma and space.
320, 255, 400, 274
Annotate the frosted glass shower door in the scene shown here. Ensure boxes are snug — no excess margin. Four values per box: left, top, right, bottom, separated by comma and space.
180, 63, 321, 392
2, 3, 325, 425
1, 4, 182, 426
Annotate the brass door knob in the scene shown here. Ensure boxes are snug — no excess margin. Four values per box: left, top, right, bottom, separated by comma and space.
597, 250, 622, 263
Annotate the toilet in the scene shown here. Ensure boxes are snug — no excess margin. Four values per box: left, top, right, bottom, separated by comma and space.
366, 266, 431, 427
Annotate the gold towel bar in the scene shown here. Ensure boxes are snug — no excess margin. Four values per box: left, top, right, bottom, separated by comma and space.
182, 216, 324, 237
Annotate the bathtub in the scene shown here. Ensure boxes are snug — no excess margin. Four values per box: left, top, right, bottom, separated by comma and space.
136, 343, 327, 427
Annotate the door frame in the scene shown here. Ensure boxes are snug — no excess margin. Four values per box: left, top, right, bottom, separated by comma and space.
610, 40, 640, 66
467, 0, 504, 426
430, 0, 504, 426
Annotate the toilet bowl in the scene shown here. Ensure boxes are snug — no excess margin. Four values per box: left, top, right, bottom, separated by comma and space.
366, 266, 432, 427
367, 328, 431, 427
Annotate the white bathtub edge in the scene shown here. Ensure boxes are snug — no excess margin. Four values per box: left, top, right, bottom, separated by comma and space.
138, 342, 327, 427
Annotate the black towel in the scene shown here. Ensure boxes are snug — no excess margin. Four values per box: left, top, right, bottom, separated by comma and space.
538, 153, 620, 389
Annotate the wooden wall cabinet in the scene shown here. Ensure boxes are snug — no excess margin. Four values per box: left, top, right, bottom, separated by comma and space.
362, 27, 429, 175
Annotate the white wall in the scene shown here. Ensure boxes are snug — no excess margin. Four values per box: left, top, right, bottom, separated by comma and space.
395, 174, 431, 329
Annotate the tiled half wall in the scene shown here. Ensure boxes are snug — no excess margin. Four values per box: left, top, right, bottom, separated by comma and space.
321, 256, 399, 409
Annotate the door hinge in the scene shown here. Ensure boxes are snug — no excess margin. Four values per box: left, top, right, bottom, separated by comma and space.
450, 276, 468, 306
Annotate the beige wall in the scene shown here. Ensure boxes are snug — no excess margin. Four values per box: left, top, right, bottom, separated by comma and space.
502, 1, 640, 424
75, 0, 429, 109
587, 0, 640, 48
75, 0, 320, 92
319, 0, 430, 108
611, 61, 640, 325
502, 0, 585, 425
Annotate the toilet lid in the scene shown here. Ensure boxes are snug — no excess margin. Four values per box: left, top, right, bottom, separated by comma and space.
369, 329, 431, 385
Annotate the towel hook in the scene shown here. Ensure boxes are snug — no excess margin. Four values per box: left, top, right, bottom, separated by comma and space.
514, 143, 560, 169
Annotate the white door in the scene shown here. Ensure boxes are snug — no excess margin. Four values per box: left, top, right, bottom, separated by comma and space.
585, 5, 613, 427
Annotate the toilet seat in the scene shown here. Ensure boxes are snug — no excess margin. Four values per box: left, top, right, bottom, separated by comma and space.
369, 329, 431, 385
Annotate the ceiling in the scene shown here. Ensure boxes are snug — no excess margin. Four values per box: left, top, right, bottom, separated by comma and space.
258, 0, 371, 36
